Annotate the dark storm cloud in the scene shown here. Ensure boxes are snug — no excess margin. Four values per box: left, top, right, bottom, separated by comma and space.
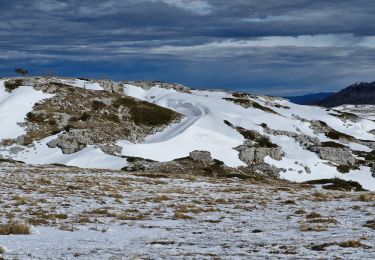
1, 0, 374, 95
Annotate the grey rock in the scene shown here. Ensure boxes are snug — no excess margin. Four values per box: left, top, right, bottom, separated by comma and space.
264, 127, 320, 148
98, 144, 123, 156
96, 80, 124, 93
247, 163, 280, 178
9, 146, 25, 154
47, 130, 93, 154
237, 146, 282, 165
189, 150, 213, 163
310, 146, 356, 166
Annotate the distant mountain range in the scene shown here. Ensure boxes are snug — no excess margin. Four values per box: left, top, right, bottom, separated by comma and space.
285, 92, 335, 105
286, 81, 375, 107
317, 82, 375, 107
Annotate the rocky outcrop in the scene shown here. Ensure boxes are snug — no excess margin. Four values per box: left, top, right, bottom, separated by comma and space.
125, 81, 191, 93
264, 127, 320, 148
98, 144, 123, 156
310, 146, 356, 166
47, 130, 93, 154
96, 80, 124, 93
237, 143, 282, 165
358, 140, 375, 150
189, 150, 213, 163
245, 163, 281, 178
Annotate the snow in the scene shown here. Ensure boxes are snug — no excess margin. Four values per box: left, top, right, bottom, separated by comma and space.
1, 79, 374, 190
265, 135, 375, 191
0, 164, 374, 259
61, 79, 103, 90
0, 80, 53, 140
4, 136, 127, 170
120, 84, 375, 190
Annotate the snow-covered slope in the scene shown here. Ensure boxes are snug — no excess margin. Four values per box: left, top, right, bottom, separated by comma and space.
0, 79, 53, 140
1, 77, 375, 190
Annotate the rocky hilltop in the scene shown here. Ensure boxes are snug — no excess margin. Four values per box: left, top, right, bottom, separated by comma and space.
0, 77, 375, 190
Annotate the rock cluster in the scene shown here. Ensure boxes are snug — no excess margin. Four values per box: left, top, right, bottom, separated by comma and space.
124, 80, 191, 93
47, 130, 92, 154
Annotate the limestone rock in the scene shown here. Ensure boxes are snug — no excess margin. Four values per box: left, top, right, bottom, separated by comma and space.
47, 130, 93, 154
310, 146, 356, 166
237, 146, 282, 165
98, 144, 123, 156
189, 150, 213, 163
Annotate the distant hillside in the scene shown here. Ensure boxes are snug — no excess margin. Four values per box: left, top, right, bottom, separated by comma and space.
317, 82, 375, 107
285, 92, 334, 105
1, 77, 375, 190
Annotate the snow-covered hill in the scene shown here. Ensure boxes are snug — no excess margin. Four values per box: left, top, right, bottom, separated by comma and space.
1, 77, 375, 190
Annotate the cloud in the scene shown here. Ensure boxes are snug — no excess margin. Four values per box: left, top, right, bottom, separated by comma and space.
0, 0, 374, 95
158, 0, 212, 15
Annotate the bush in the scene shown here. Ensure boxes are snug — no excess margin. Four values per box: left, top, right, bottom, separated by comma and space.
320, 141, 346, 148
4, 79, 24, 92
326, 130, 354, 141
80, 112, 91, 121
130, 104, 177, 126
0, 222, 31, 235
92, 100, 106, 111
104, 113, 120, 123
304, 178, 365, 191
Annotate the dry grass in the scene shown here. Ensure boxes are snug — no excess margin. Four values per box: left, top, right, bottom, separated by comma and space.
338, 240, 369, 248
0, 222, 31, 235
173, 212, 193, 220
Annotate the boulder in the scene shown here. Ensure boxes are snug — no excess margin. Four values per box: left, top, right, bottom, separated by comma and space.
98, 144, 123, 155
237, 146, 282, 165
310, 146, 356, 166
189, 150, 213, 163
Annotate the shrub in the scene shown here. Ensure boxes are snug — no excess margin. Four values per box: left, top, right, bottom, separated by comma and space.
251, 101, 277, 114
80, 112, 91, 121
0, 222, 31, 235
326, 130, 354, 141
364, 219, 375, 230
257, 137, 278, 148
223, 120, 233, 127
15, 68, 29, 76
104, 113, 120, 123
26, 112, 46, 123
130, 105, 176, 126
304, 178, 365, 191
236, 127, 257, 140
92, 100, 106, 111
320, 141, 346, 148
336, 165, 359, 174
4, 79, 24, 92
112, 97, 137, 109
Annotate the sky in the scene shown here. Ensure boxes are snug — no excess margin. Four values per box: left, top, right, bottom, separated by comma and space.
0, 0, 374, 95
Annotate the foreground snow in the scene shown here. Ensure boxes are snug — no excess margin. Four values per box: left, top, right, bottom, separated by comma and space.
0, 163, 374, 259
